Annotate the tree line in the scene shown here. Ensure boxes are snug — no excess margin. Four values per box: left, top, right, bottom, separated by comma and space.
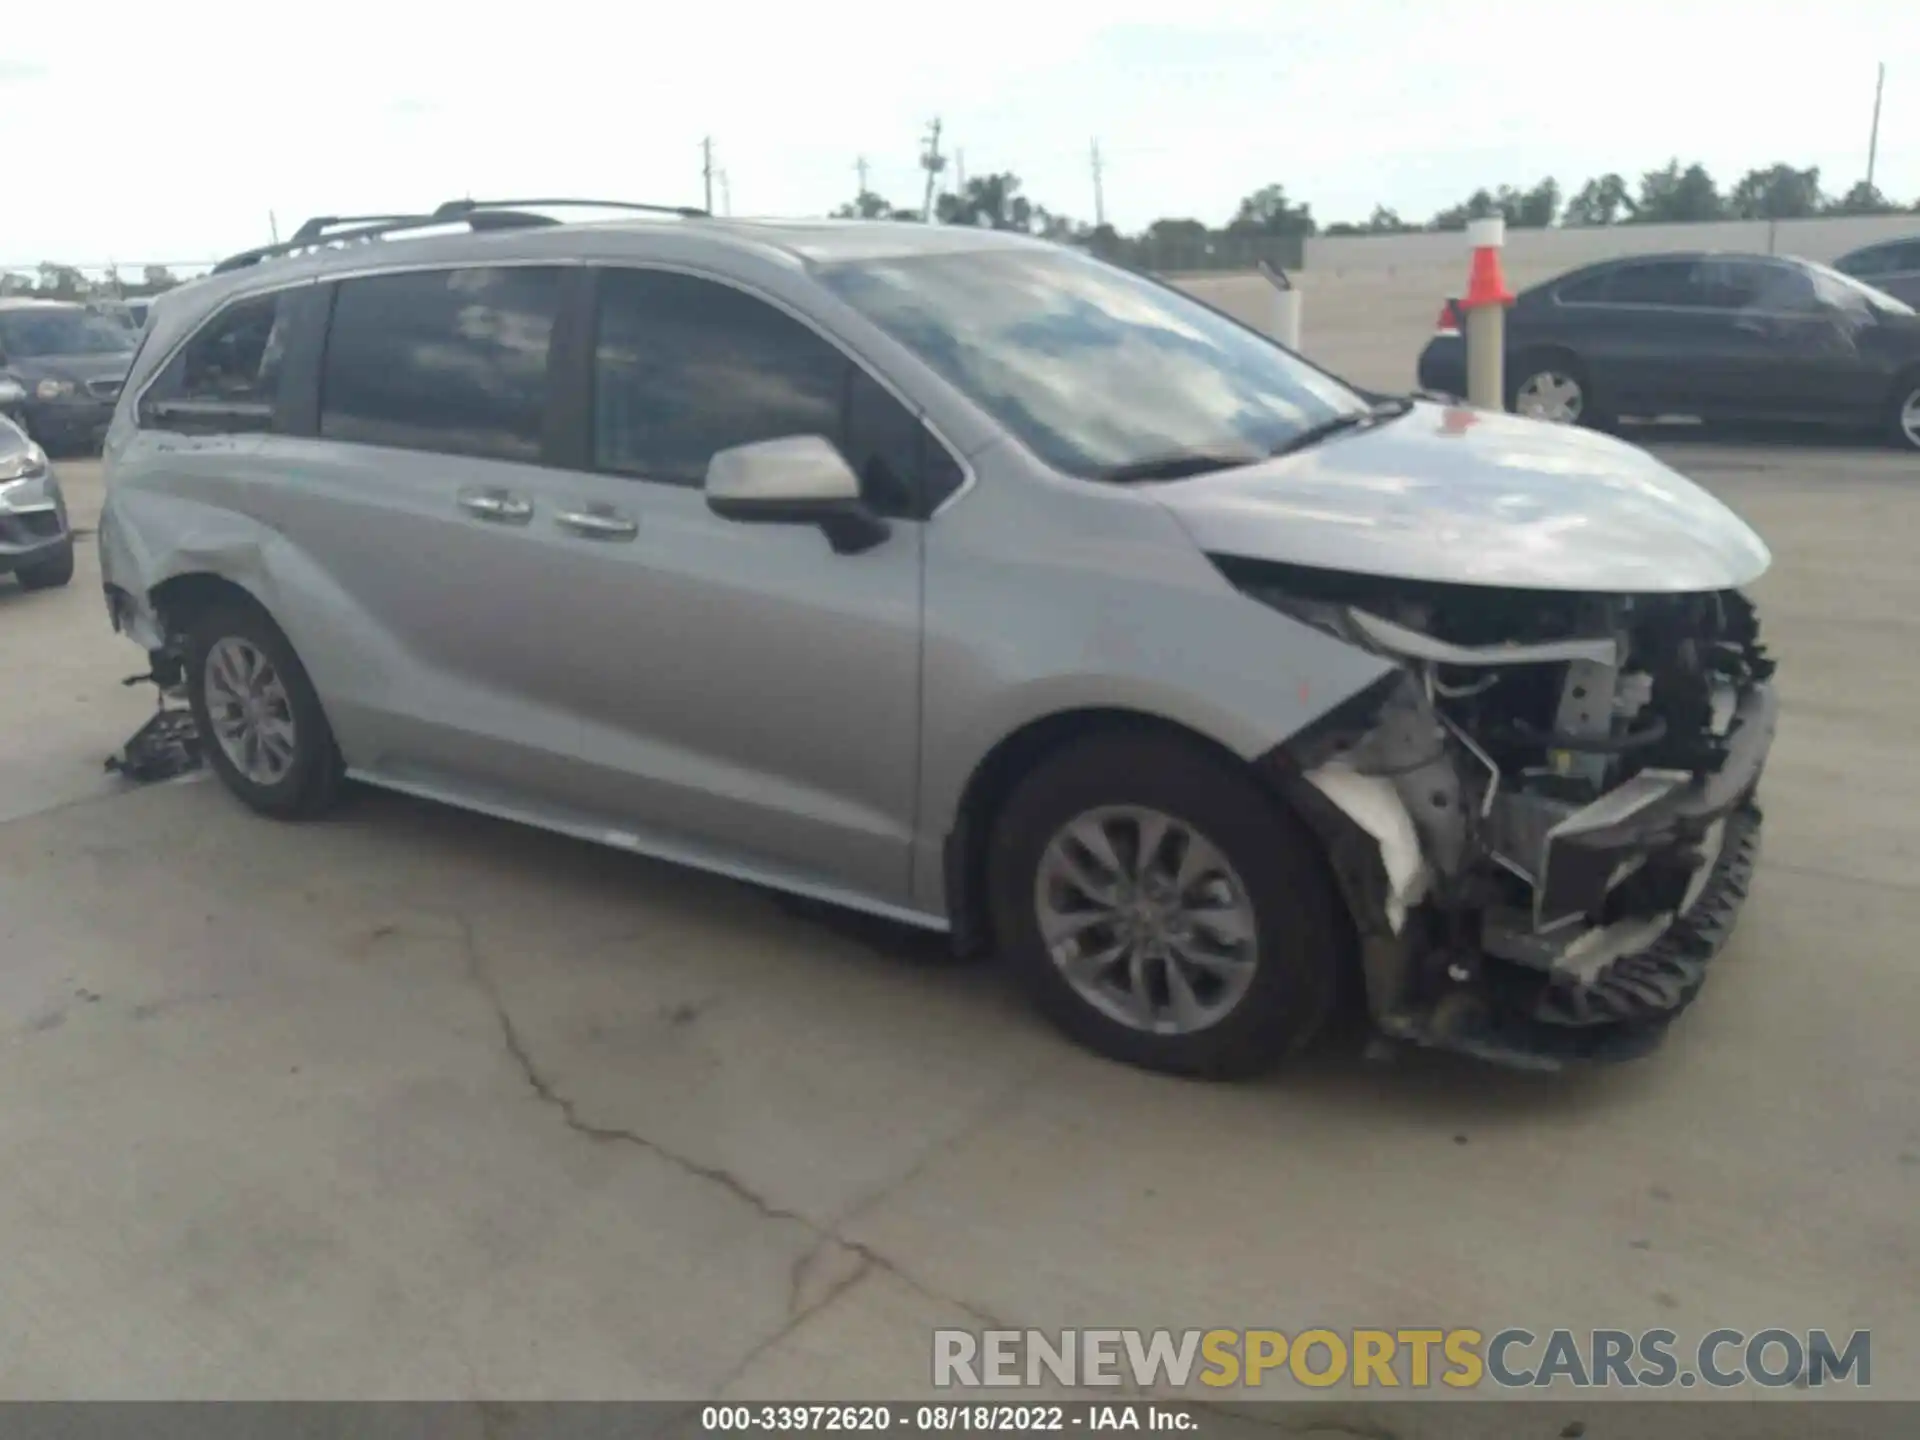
0, 262, 182, 302
835, 158, 1918, 271
5, 157, 1916, 299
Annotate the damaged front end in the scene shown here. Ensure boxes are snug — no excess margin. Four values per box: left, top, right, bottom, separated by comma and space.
1232, 558, 1778, 1070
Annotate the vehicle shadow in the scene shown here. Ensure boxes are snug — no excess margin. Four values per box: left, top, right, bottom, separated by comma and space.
312, 780, 1661, 1130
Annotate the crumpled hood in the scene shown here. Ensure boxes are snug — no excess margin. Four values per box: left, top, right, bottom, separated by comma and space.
1151, 402, 1772, 593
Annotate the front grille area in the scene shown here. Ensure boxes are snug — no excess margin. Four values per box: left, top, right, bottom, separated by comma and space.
0, 511, 63, 546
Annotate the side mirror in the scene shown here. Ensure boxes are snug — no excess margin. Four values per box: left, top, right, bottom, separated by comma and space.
705, 435, 891, 555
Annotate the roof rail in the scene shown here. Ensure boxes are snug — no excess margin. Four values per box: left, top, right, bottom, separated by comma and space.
430, 196, 709, 221
211, 197, 708, 275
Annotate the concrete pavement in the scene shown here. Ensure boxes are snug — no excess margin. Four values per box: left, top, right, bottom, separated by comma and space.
2, 436, 1916, 1406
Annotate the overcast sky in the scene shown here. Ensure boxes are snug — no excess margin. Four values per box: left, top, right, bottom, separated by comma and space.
3, 0, 1912, 268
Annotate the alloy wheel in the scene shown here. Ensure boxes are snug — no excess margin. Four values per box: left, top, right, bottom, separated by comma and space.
1034, 805, 1259, 1035
203, 636, 299, 785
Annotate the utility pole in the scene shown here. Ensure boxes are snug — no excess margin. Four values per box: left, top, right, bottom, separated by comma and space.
920, 117, 946, 223
718, 170, 732, 217
1090, 139, 1106, 227
955, 149, 966, 194
855, 155, 870, 198
268, 210, 280, 244
702, 136, 715, 213
1867, 62, 1886, 191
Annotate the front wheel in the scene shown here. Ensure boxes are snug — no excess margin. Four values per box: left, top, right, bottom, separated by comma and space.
1888, 376, 1920, 453
184, 601, 344, 819
985, 732, 1347, 1079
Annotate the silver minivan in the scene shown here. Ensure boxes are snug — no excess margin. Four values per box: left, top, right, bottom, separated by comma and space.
97, 200, 1778, 1077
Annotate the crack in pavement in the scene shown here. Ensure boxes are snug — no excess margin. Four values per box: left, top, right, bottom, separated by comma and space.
454, 914, 1019, 1394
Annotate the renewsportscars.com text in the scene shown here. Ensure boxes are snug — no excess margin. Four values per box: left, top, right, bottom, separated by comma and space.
931, 1328, 1872, 1391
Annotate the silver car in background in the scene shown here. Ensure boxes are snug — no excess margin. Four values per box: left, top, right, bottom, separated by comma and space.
96, 201, 1778, 1077
1, 414, 73, 591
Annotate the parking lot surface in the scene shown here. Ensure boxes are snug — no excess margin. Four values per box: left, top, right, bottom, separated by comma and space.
3, 414, 1917, 1401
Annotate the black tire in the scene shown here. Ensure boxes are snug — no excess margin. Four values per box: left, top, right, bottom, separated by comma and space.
1508, 350, 1612, 431
15, 539, 74, 590
184, 600, 344, 819
1887, 372, 1920, 453
985, 731, 1347, 1080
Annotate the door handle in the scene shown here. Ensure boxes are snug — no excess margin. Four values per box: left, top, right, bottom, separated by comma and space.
459, 490, 534, 524
555, 508, 639, 541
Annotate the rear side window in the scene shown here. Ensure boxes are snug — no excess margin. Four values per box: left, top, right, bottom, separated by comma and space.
591, 268, 958, 518
320, 266, 562, 463
1838, 247, 1893, 278
139, 290, 295, 432
1606, 261, 1705, 307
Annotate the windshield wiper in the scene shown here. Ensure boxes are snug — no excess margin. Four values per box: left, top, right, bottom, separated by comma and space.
1088, 451, 1263, 484
1269, 396, 1414, 458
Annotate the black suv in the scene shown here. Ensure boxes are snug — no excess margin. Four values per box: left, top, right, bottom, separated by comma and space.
0, 298, 138, 454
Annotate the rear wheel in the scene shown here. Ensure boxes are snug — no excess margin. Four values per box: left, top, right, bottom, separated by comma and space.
985, 732, 1346, 1079
15, 539, 74, 590
1888, 375, 1920, 453
1510, 352, 1610, 430
184, 601, 344, 819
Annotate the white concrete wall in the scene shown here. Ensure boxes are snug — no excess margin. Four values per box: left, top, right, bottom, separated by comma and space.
1171, 212, 1920, 396
1303, 213, 1918, 277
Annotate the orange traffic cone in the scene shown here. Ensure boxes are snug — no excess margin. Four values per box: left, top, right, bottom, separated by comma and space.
1433, 300, 1461, 335
1462, 219, 1515, 310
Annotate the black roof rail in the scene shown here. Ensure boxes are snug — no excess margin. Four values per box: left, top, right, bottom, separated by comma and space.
431, 197, 710, 221
212, 214, 440, 274
210, 197, 708, 276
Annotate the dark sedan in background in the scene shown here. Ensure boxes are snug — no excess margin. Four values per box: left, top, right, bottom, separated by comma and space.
1834, 235, 1920, 308
1417, 251, 1920, 452
0, 298, 138, 455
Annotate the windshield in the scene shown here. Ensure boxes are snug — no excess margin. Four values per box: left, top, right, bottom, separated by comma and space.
817, 247, 1368, 479
1804, 260, 1916, 317
0, 308, 138, 359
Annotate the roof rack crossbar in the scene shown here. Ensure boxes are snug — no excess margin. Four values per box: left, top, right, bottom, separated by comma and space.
211, 197, 709, 276
431, 197, 710, 221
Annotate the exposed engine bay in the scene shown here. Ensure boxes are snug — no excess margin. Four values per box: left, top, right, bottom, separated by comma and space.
1221, 557, 1778, 1069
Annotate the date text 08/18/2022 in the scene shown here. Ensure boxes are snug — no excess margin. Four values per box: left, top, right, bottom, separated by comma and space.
700, 1405, 1192, 1433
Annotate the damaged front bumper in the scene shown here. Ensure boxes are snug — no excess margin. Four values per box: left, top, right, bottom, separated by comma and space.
1253, 580, 1778, 1071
